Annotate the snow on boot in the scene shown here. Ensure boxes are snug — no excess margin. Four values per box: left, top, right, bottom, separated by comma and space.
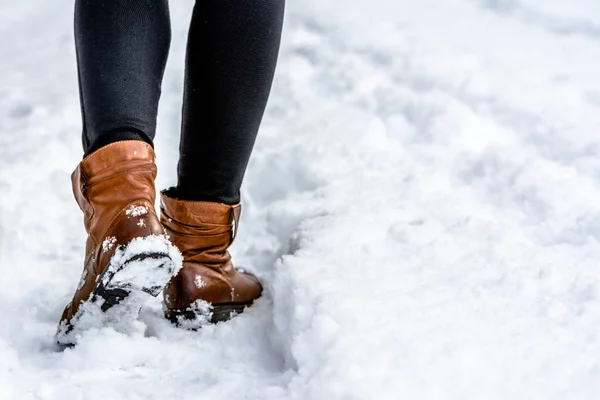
159, 189, 262, 328
56, 141, 182, 345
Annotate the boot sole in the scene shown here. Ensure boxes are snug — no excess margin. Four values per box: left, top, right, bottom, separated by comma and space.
95, 252, 174, 305
165, 302, 254, 329
57, 239, 179, 345
93, 252, 174, 310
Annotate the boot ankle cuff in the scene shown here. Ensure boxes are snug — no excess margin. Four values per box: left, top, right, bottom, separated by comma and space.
80, 140, 155, 177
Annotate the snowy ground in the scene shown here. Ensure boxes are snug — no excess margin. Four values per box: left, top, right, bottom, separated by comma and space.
1, 0, 600, 399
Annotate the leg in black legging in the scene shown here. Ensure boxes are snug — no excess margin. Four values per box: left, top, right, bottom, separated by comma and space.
75, 0, 171, 156
176, 0, 285, 205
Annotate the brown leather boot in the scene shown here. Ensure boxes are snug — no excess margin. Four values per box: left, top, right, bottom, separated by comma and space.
56, 141, 181, 345
160, 190, 262, 326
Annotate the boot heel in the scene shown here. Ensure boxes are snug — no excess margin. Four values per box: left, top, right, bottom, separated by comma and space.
210, 304, 252, 322
165, 302, 253, 329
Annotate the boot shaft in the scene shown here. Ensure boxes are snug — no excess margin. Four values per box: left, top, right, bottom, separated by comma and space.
72, 141, 158, 239
159, 189, 241, 266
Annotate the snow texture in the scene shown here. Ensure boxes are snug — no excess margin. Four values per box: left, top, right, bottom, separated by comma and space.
125, 205, 148, 218
101, 236, 116, 253
170, 300, 214, 331
194, 275, 206, 289
1, 0, 600, 399
97, 235, 182, 291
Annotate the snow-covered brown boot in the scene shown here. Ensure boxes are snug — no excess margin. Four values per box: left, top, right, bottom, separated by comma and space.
160, 189, 262, 327
57, 141, 181, 345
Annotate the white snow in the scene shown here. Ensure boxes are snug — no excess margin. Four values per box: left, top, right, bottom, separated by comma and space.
101, 236, 117, 253
125, 205, 148, 218
1, 0, 600, 399
76, 269, 87, 291
98, 234, 183, 292
170, 300, 214, 331
194, 275, 206, 289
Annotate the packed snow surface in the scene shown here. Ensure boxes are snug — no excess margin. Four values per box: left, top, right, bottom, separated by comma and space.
1, 0, 600, 399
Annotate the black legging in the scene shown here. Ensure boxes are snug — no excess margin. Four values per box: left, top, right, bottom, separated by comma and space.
75, 0, 285, 205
